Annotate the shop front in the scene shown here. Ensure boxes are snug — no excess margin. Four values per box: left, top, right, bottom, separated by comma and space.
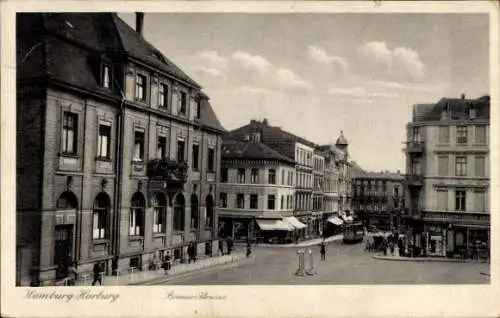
424, 224, 447, 257
447, 224, 489, 260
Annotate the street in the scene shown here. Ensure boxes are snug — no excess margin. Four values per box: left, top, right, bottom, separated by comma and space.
156, 241, 489, 285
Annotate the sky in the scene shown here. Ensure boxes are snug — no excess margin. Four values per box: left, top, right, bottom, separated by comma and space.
119, 13, 489, 172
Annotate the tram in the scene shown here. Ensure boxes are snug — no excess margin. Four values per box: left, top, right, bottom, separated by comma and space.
342, 222, 365, 244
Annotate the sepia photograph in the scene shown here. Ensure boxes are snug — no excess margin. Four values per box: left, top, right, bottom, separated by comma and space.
2, 1, 499, 317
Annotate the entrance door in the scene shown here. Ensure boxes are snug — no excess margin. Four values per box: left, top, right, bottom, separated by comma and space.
54, 225, 73, 279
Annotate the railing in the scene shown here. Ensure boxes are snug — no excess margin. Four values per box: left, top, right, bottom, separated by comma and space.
146, 158, 188, 182
404, 141, 425, 154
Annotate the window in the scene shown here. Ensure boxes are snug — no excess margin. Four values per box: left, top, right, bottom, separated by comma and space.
474, 191, 486, 212
205, 195, 214, 228
236, 194, 245, 209
102, 65, 112, 89
179, 91, 187, 115
455, 156, 467, 176
192, 144, 199, 170
456, 126, 468, 144
97, 124, 111, 159
152, 194, 166, 233
412, 127, 420, 142
475, 156, 486, 177
220, 168, 228, 183
281, 170, 285, 185
250, 194, 258, 209
135, 74, 146, 101
437, 156, 449, 176
251, 168, 259, 183
207, 148, 215, 172
173, 194, 185, 231
62, 112, 78, 155
438, 126, 450, 143
177, 140, 185, 162
159, 83, 167, 108
190, 195, 199, 229
133, 131, 144, 161
437, 190, 448, 210
129, 193, 145, 236
219, 193, 227, 208
475, 125, 486, 144
393, 186, 400, 197
268, 169, 276, 184
267, 195, 275, 210
157, 136, 167, 159
281, 196, 284, 210
93, 193, 110, 239
455, 190, 466, 211
195, 100, 201, 119
237, 168, 245, 183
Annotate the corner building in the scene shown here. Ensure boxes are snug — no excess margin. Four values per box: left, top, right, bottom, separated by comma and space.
16, 13, 225, 286
404, 95, 490, 258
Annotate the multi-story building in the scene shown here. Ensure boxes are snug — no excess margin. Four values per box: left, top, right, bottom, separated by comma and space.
228, 119, 318, 239
16, 13, 225, 286
312, 150, 325, 236
352, 171, 405, 231
404, 94, 490, 257
218, 126, 301, 243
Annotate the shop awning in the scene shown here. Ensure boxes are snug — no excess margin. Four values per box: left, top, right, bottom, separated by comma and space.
256, 219, 294, 231
284, 217, 307, 229
327, 216, 344, 226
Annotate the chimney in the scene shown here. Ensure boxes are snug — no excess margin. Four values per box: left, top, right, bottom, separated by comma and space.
461, 94, 466, 99
262, 118, 268, 125
136, 12, 144, 36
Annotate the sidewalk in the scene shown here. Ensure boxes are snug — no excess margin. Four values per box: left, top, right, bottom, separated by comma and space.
249, 234, 344, 248
373, 253, 489, 263
72, 252, 248, 286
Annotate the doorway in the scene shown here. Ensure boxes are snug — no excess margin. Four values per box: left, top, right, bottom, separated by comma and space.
54, 225, 73, 279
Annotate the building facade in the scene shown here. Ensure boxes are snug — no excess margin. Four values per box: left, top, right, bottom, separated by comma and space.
404, 95, 490, 258
312, 150, 326, 236
16, 13, 225, 286
218, 130, 301, 243
352, 172, 405, 231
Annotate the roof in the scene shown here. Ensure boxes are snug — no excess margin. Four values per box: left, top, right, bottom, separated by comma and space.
227, 119, 316, 159
412, 96, 490, 122
335, 131, 348, 146
354, 171, 404, 181
17, 13, 224, 133
221, 140, 295, 164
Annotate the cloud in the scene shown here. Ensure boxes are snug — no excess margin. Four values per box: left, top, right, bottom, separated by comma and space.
357, 41, 425, 81
188, 49, 312, 94
306, 45, 348, 70
328, 86, 399, 100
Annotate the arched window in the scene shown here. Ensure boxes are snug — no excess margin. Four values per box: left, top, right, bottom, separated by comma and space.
130, 192, 145, 236
93, 193, 110, 239
173, 193, 185, 232
57, 191, 78, 210
152, 193, 167, 233
205, 195, 214, 229
191, 194, 199, 229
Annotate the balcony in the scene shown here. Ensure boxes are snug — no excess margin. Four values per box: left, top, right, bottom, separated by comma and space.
404, 141, 424, 155
146, 158, 188, 182
405, 173, 423, 187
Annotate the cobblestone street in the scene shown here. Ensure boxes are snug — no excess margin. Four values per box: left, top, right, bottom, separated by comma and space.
156, 241, 490, 285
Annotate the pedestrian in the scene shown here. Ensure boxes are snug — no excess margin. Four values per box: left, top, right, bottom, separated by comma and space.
227, 237, 233, 255
218, 239, 224, 256
91, 262, 102, 286
389, 241, 395, 256
246, 242, 252, 258
364, 238, 370, 252
69, 261, 78, 285
320, 242, 326, 261
382, 239, 388, 256
163, 251, 171, 275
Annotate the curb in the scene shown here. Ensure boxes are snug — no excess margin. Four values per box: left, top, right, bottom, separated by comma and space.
373, 255, 489, 264
243, 236, 344, 248
128, 254, 250, 285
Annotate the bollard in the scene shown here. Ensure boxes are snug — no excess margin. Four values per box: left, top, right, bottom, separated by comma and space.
306, 249, 316, 275
295, 249, 305, 276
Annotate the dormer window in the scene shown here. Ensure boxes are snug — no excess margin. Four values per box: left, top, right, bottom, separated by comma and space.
441, 103, 450, 120
469, 107, 476, 119
102, 64, 112, 89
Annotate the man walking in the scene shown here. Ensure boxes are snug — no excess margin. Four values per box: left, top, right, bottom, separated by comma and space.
91, 262, 102, 286
320, 242, 326, 261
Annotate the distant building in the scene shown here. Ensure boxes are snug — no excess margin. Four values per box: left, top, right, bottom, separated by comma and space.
218, 126, 301, 243
352, 171, 405, 231
404, 94, 490, 258
16, 13, 225, 286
